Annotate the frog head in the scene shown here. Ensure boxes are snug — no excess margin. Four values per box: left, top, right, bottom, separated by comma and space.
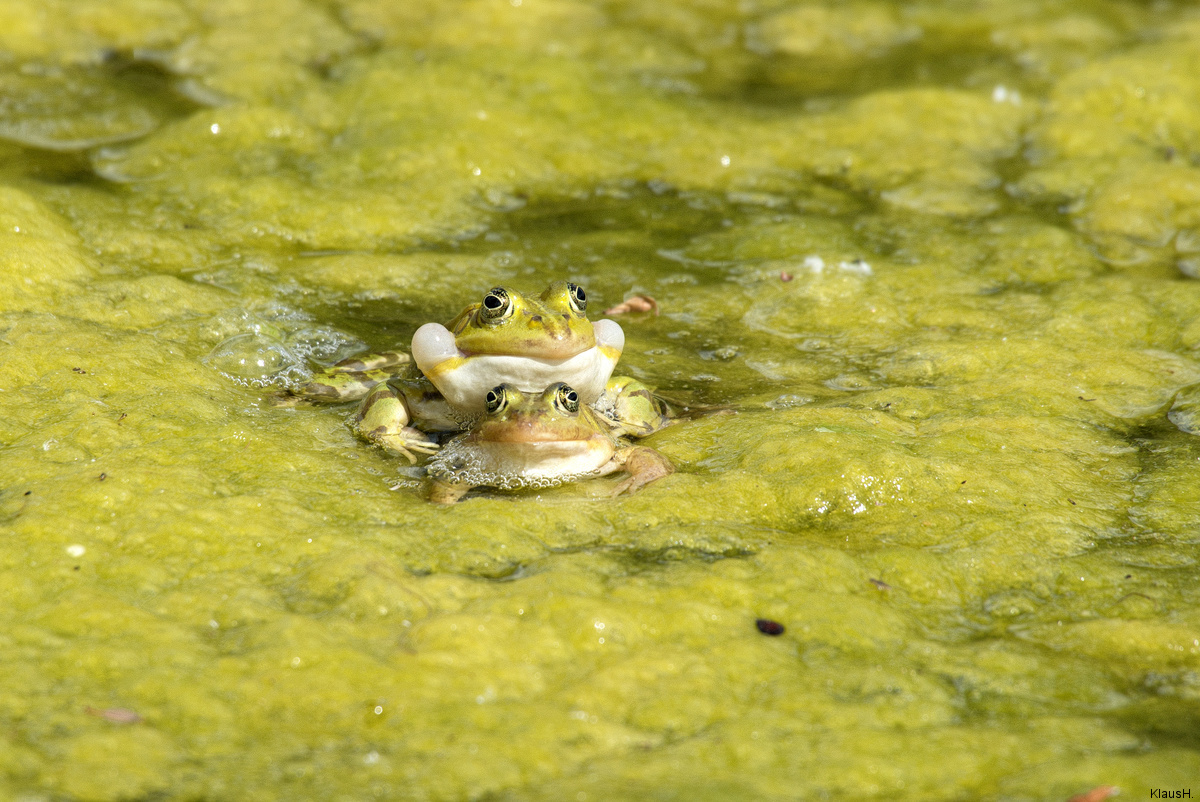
451, 280, 594, 357
411, 281, 624, 412
427, 383, 616, 490
473, 383, 609, 445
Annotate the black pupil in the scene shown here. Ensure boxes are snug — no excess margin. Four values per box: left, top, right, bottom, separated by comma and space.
566, 391, 577, 403
572, 285, 585, 303
484, 293, 504, 310
487, 391, 499, 407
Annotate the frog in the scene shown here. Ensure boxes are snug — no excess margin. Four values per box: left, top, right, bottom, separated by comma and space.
289, 281, 621, 407
285, 281, 672, 462
411, 281, 625, 413
425, 383, 674, 504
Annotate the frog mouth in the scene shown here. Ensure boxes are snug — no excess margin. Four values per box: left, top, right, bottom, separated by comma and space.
475, 421, 599, 445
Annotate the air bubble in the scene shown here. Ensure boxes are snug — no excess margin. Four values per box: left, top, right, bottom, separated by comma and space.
204, 333, 310, 388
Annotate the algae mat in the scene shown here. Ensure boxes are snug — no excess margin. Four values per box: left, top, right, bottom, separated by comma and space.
2, 1, 1200, 799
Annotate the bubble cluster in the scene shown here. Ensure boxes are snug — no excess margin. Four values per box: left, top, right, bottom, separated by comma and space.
285, 326, 369, 367
202, 309, 368, 391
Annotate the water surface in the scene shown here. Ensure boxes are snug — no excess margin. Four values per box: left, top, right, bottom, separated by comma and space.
2, 1, 1200, 799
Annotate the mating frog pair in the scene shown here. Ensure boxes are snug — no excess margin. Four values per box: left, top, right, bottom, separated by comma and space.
290, 281, 673, 501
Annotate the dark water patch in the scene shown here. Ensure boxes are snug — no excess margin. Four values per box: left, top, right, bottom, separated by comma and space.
0, 56, 202, 155
1108, 697, 1200, 751
708, 41, 1032, 108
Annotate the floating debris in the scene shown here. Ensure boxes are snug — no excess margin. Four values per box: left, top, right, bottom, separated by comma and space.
84, 706, 142, 724
604, 294, 659, 316
794, 255, 872, 277
755, 618, 785, 636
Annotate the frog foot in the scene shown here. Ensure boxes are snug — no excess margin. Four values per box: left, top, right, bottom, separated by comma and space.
611, 445, 674, 496
428, 479, 471, 505
363, 426, 440, 465
352, 381, 439, 464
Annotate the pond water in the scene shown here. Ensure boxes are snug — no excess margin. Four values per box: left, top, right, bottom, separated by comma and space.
2, 1, 1200, 799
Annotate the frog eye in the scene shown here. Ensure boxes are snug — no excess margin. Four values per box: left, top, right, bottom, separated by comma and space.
553, 384, 580, 414
485, 385, 508, 414
480, 288, 512, 323
567, 282, 587, 314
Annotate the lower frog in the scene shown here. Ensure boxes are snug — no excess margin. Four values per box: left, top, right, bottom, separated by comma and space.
425, 383, 674, 504
353, 369, 675, 463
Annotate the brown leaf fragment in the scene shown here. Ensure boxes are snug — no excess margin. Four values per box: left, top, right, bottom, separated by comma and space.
1068, 786, 1118, 802
779, 271, 793, 282
604, 294, 659, 315
868, 578, 891, 591
84, 706, 141, 724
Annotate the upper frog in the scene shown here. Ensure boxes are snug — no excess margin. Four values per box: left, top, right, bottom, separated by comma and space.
426, 382, 673, 504
412, 281, 624, 412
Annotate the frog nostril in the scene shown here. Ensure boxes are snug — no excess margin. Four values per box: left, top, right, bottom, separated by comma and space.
530, 315, 543, 323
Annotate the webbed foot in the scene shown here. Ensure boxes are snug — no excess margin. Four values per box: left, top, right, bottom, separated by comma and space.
611, 445, 674, 496
353, 381, 437, 463
428, 479, 471, 505
364, 427, 440, 464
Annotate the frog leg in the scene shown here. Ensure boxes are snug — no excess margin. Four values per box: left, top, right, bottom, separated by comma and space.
610, 445, 674, 496
595, 376, 671, 438
287, 350, 412, 403
352, 381, 440, 464
330, 350, 409, 372
428, 478, 472, 505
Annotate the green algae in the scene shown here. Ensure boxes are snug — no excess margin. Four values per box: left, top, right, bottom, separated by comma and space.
2, 0, 1200, 800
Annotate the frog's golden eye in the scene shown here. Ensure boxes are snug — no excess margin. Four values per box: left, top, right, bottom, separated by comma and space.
480, 288, 512, 323
567, 282, 587, 314
485, 385, 508, 414
553, 383, 580, 414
